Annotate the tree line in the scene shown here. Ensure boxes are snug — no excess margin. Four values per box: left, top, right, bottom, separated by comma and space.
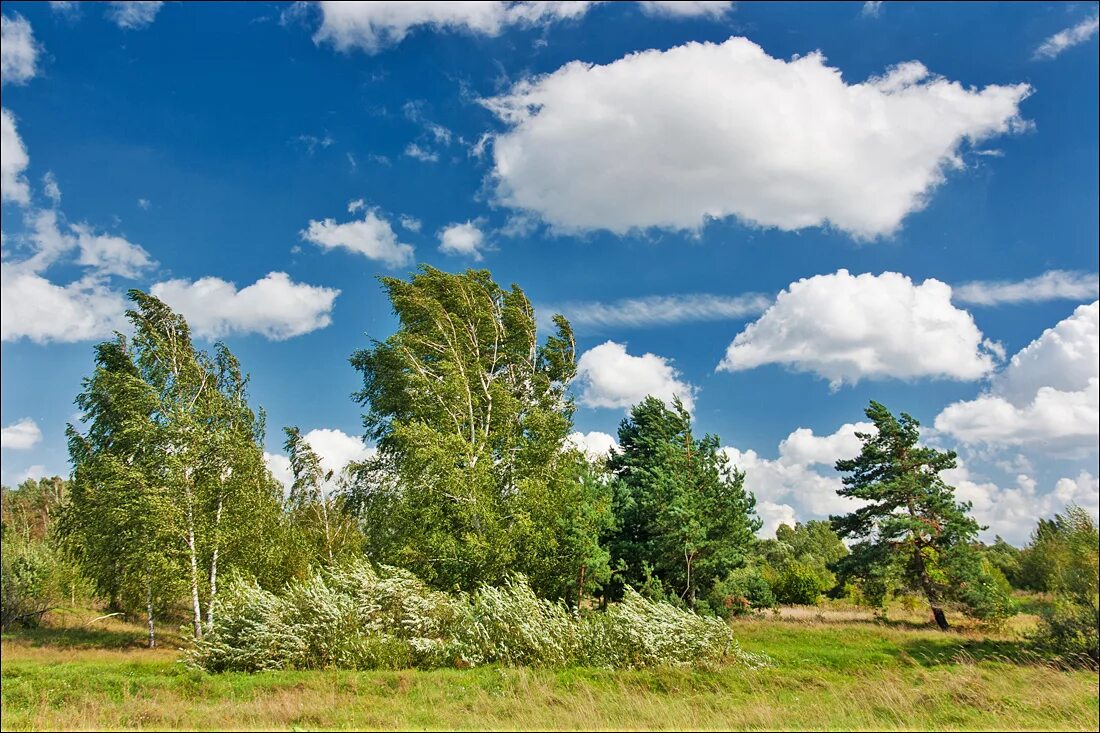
1, 266, 1096, 666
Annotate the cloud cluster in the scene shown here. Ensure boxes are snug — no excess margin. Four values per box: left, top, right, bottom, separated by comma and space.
953, 270, 1099, 306
485, 37, 1030, 238
438, 221, 486, 260
718, 270, 999, 388
723, 422, 873, 536
945, 462, 1099, 544
313, 1, 594, 53
1, 418, 42, 450
151, 272, 340, 341
301, 209, 415, 267
576, 341, 696, 413
1, 13, 38, 86
935, 301, 1099, 452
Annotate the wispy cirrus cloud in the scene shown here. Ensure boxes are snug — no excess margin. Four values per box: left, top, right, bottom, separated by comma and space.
953, 270, 1098, 306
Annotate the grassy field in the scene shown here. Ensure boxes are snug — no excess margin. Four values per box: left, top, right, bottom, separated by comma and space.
1, 606, 1096, 731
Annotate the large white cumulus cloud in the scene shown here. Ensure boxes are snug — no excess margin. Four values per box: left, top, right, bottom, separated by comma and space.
935, 301, 1099, 451
718, 270, 999, 387
485, 38, 1030, 237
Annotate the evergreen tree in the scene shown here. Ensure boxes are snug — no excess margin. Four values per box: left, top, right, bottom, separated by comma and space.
830, 401, 1010, 630
607, 396, 760, 609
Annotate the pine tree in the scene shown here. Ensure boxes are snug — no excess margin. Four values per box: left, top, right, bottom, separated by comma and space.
831, 401, 1002, 630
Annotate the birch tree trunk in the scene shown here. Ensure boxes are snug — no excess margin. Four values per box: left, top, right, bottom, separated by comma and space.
146, 584, 156, 649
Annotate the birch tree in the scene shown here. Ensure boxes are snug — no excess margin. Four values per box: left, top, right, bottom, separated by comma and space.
61, 290, 283, 641
348, 266, 604, 597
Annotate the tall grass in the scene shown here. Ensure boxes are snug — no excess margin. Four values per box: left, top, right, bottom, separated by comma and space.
190, 561, 769, 672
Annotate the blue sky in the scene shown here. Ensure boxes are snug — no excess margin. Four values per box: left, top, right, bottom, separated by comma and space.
2, 1, 1097, 543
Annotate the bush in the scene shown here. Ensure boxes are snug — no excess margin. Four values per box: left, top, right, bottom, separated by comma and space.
1032, 597, 1099, 669
191, 560, 771, 672
708, 567, 775, 616
771, 561, 826, 605
0, 540, 80, 630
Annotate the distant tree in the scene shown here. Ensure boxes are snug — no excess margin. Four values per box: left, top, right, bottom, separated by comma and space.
1023, 506, 1099, 666
283, 426, 361, 568
830, 401, 1011, 630
347, 266, 606, 598
757, 520, 848, 604
607, 396, 760, 610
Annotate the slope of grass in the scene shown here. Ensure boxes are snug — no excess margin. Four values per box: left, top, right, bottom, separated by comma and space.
1, 609, 1097, 731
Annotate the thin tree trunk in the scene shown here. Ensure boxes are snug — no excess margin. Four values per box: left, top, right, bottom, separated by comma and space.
206, 493, 224, 629
186, 518, 203, 640
577, 564, 587, 608
146, 584, 156, 649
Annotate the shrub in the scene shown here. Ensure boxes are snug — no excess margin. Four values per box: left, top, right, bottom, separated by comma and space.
771, 561, 826, 605
190, 560, 771, 672
708, 567, 775, 616
1032, 597, 1099, 669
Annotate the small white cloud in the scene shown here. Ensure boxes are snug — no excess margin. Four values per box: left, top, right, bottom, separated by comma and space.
137, 197, 151, 210
567, 430, 618, 460
404, 142, 439, 162
347, 198, 366, 214
399, 214, 422, 232
861, 1, 883, 17
106, 1, 164, 30
718, 270, 998, 388
151, 272, 340, 341
935, 301, 1098, 452
301, 209, 415, 268
42, 172, 62, 205
312, 1, 596, 54
1, 13, 38, 86
1034, 12, 1099, 60
637, 1, 733, 18
438, 221, 486, 260
484, 37, 1030, 238
953, 270, 1099, 306
576, 340, 696, 413
1, 108, 30, 205
1, 418, 42, 450
74, 225, 155, 279
49, 2, 80, 15
16, 464, 51, 483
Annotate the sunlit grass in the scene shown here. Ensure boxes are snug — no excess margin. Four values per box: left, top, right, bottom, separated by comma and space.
2, 604, 1096, 731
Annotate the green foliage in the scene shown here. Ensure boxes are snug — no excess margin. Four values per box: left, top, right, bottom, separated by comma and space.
282, 426, 363, 571
830, 401, 1012, 629
58, 291, 288, 641
770, 560, 828, 606
707, 566, 776, 616
606, 396, 760, 609
1023, 506, 1099, 667
347, 266, 610, 599
756, 520, 848, 604
1, 478, 92, 630
190, 560, 768, 672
